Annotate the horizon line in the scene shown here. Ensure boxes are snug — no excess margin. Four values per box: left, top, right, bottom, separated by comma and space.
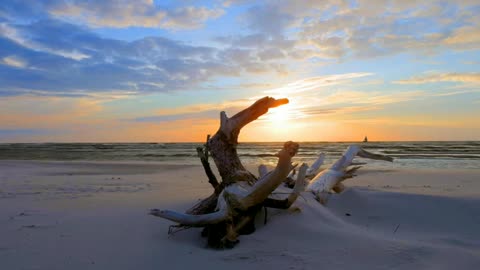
1, 140, 479, 144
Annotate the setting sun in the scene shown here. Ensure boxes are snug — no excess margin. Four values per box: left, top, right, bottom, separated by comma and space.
265, 106, 290, 125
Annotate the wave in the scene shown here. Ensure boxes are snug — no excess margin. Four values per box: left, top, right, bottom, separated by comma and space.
136, 153, 197, 158
1, 142, 479, 169
388, 154, 480, 159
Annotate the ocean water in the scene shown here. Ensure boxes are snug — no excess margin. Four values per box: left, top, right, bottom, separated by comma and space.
0, 141, 479, 170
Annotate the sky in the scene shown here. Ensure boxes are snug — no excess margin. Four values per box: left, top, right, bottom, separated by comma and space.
0, 0, 479, 142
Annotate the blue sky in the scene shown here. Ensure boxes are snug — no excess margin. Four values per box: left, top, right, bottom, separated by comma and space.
0, 0, 479, 142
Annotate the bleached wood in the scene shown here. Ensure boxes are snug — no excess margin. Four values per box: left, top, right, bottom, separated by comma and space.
307, 145, 392, 204
286, 163, 308, 206
330, 145, 392, 172
224, 141, 299, 210
258, 164, 269, 178
306, 153, 325, 177
149, 206, 228, 226
286, 152, 325, 182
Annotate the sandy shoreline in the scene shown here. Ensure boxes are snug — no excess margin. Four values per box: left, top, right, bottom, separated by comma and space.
1, 160, 479, 269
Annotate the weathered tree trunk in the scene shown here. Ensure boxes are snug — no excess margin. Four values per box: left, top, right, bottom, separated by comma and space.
151, 96, 304, 249
208, 96, 288, 185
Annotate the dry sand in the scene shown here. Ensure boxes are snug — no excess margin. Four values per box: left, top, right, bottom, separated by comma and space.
1, 160, 479, 270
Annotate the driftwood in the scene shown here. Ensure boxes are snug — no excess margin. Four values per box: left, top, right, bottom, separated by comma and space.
263, 145, 393, 203
306, 145, 393, 204
284, 152, 325, 187
150, 96, 394, 248
150, 97, 306, 248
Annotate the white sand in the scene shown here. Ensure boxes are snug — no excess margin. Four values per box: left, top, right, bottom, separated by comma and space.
1, 160, 479, 269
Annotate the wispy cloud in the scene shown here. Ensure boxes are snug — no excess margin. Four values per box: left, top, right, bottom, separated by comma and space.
320, 90, 424, 106
287, 89, 425, 121
395, 72, 480, 84
132, 73, 425, 125
432, 89, 480, 97
134, 110, 218, 123
0, 23, 90, 60
444, 25, 480, 49
0, 18, 293, 97
0, 95, 106, 130
50, 1, 224, 30
265, 73, 373, 95
1, 55, 26, 68
131, 98, 252, 123
0, 0, 224, 31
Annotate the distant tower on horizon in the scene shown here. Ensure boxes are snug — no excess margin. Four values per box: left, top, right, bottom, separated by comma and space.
363, 136, 368, 143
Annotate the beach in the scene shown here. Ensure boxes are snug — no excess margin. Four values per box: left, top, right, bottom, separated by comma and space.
1, 160, 479, 270
2, 0, 480, 268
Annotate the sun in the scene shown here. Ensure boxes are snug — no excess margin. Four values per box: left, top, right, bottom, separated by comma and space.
267, 107, 290, 126
261, 106, 294, 140
248, 99, 306, 141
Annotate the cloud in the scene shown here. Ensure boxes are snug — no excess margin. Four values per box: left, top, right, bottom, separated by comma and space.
0, 95, 104, 126
255, 73, 430, 122
3, 0, 480, 68
226, 0, 480, 60
131, 73, 424, 125
242, 3, 295, 37
1, 55, 26, 68
158, 6, 225, 30
323, 89, 422, 104
444, 26, 480, 49
132, 98, 252, 123
134, 110, 219, 123
51, 1, 224, 30
1, 0, 479, 99
395, 72, 480, 84
0, 22, 90, 60
265, 73, 374, 95
0, 18, 291, 97
0, 0, 224, 30
257, 48, 285, 61
432, 89, 480, 97
287, 89, 425, 120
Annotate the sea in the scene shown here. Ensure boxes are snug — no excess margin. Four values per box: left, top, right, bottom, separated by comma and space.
0, 141, 479, 170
